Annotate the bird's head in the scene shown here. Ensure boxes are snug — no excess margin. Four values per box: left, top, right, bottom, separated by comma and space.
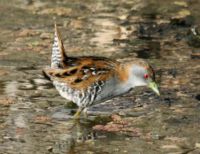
122, 59, 160, 96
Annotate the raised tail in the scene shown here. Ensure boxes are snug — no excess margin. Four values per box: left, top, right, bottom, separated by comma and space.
51, 23, 67, 68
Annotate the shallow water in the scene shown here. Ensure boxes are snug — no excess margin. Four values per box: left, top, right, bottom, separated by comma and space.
0, 0, 200, 154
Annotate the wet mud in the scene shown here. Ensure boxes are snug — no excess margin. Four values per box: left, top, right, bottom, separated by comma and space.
0, 0, 200, 153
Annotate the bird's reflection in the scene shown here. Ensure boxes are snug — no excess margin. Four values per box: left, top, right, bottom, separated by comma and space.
52, 118, 97, 153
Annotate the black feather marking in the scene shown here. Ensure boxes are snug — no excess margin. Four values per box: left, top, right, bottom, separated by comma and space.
69, 69, 77, 75
42, 70, 51, 81
74, 78, 83, 83
82, 66, 91, 70
62, 71, 71, 76
55, 73, 62, 77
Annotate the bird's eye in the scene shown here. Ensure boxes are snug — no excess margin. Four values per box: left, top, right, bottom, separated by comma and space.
144, 74, 149, 79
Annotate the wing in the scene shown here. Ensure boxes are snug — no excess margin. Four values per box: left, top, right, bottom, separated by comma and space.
44, 57, 120, 90
46, 24, 123, 90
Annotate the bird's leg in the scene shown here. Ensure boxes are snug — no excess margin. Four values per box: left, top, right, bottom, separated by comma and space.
66, 107, 83, 130
83, 108, 88, 118
73, 107, 84, 119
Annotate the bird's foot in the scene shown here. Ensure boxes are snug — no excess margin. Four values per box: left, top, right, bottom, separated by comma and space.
73, 108, 83, 120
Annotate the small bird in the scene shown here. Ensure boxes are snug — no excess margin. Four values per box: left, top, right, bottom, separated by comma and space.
43, 24, 160, 119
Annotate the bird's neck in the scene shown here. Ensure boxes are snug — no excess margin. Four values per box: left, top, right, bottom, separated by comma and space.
116, 64, 130, 83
